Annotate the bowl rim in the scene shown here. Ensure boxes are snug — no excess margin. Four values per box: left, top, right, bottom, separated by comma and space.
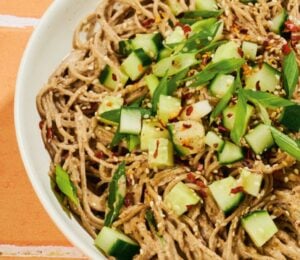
14, 0, 105, 259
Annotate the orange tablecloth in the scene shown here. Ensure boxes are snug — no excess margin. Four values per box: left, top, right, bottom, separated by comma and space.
0, 1, 86, 259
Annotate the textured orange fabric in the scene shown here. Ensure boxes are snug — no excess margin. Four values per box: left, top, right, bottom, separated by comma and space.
0, 0, 71, 247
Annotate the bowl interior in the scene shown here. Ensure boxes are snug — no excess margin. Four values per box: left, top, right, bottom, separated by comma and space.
14, 0, 104, 258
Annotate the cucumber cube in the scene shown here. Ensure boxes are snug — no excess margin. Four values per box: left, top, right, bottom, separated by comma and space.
95, 226, 140, 259
166, 0, 185, 15
242, 41, 258, 60
241, 210, 278, 247
98, 95, 124, 125
245, 63, 280, 92
209, 74, 235, 98
195, 0, 218, 11
121, 49, 152, 81
157, 95, 182, 124
218, 141, 244, 165
212, 41, 241, 63
168, 120, 205, 156
148, 138, 174, 169
180, 100, 212, 121
99, 65, 128, 90
140, 120, 169, 151
165, 26, 185, 45
144, 74, 159, 97
240, 169, 263, 197
152, 53, 197, 77
119, 108, 142, 135
205, 131, 224, 152
245, 124, 274, 154
209, 176, 244, 215
164, 182, 201, 216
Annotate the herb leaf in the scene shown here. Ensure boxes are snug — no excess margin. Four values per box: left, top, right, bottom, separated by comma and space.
256, 103, 271, 125
100, 109, 121, 124
210, 75, 237, 123
110, 126, 126, 147
186, 58, 245, 87
280, 105, 300, 131
270, 127, 300, 161
181, 10, 223, 19
282, 50, 299, 99
104, 162, 127, 227
242, 89, 295, 108
55, 165, 79, 205
230, 89, 248, 144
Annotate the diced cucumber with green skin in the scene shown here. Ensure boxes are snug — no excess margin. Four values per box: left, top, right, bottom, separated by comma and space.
144, 74, 159, 97
119, 40, 133, 56
119, 108, 142, 135
209, 74, 235, 98
242, 41, 258, 61
157, 95, 182, 124
121, 49, 152, 81
212, 41, 241, 63
222, 104, 254, 131
195, 0, 218, 11
245, 124, 274, 154
241, 210, 278, 247
205, 131, 225, 152
132, 33, 163, 59
140, 120, 169, 151
98, 95, 124, 125
218, 141, 244, 164
152, 53, 198, 77
270, 9, 288, 34
240, 169, 263, 197
165, 26, 185, 45
168, 120, 205, 156
245, 63, 280, 92
180, 100, 212, 121
164, 182, 201, 216
158, 48, 173, 61
209, 176, 244, 215
127, 135, 140, 152
166, 0, 185, 15
148, 138, 174, 169
99, 65, 129, 90
95, 226, 140, 260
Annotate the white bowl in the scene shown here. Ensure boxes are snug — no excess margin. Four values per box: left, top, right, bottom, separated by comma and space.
14, 0, 105, 259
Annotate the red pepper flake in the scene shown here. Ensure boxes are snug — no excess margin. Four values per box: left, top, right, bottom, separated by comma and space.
195, 180, 206, 188
141, 18, 155, 28
285, 20, 300, 32
186, 106, 193, 116
291, 33, 300, 41
240, 28, 248, 34
186, 204, 194, 210
282, 43, 291, 55
46, 127, 53, 142
238, 47, 244, 57
124, 192, 134, 207
126, 176, 133, 187
182, 24, 191, 35
182, 123, 192, 129
183, 143, 193, 149
182, 92, 193, 101
187, 173, 196, 183
112, 73, 117, 81
255, 81, 261, 91
197, 164, 204, 171
39, 120, 44, 130
95, 151, 105, 159
153, 140, 160, 159
197, 189, 207, 198
231, 186, 244, 194
227, 113, 233, 118
217, 125, 227, 133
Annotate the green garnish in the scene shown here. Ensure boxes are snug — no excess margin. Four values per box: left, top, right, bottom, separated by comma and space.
282, 50, 299, 99
270, 127, 300, 161
55, 165, 79, 205
104, 162, 127, 227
